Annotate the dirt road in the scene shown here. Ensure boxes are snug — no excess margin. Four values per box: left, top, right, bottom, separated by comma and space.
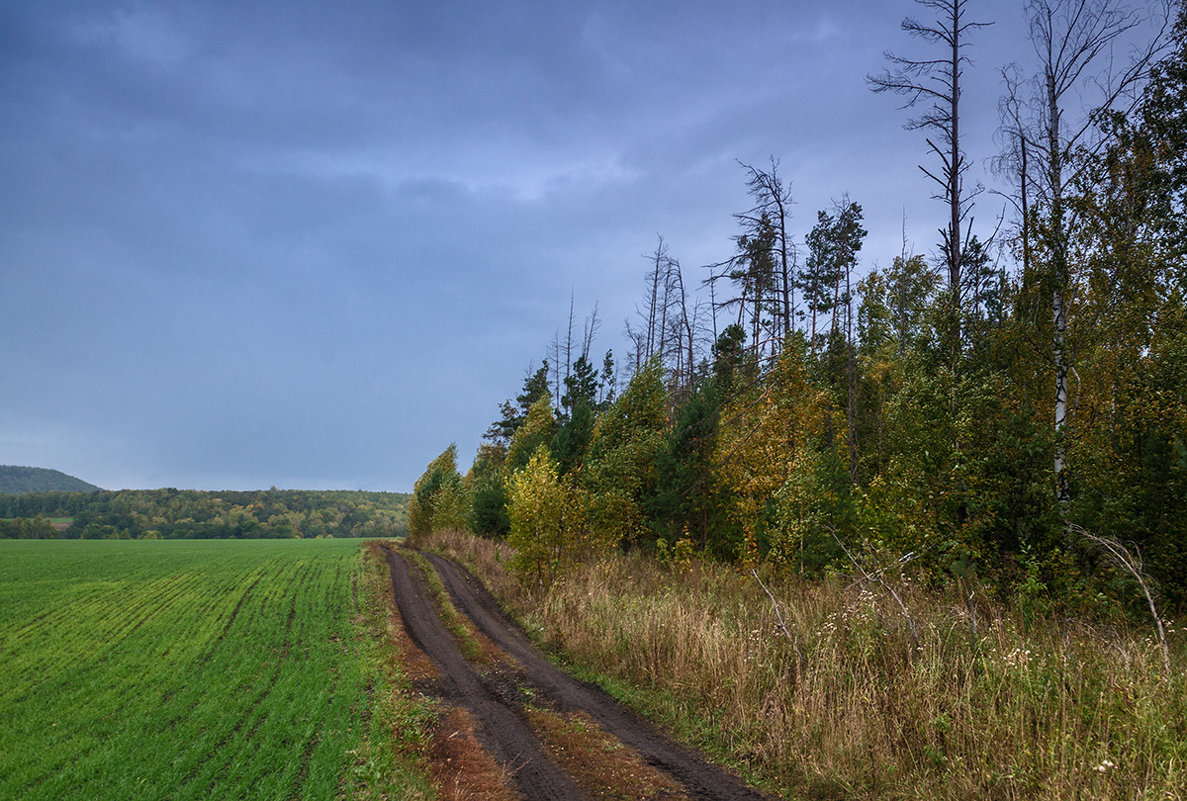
382, 545, 775, 800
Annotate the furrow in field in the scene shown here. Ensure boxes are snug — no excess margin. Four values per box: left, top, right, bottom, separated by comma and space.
196, 570, 266, 664
1, 540, 380, 801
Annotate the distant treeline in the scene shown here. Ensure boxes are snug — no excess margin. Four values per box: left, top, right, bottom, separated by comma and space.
0, 489, 410, 540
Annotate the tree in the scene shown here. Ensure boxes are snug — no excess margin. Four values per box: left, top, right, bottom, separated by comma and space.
870, 0, 992, 345
801, 210, 839, 346
583, 358, 669, 549
504, 395, 556, 478
711, 323, 749, 394
598, 349, 617, 408
1005, 0, 1172, 514
506, 447, 588, 589
407, 444, 469, 540
628, 237, 698, 386
801, 202, 865, 348
647, 376, 727, 554
484, 362, 551, 447
468, 443, 510, 537
858, 253, 941, 355
731, 211, 779, 363
714, 337, 846, 566
802, 200, 866, 483
552, 355, 599, 475
739, 158, 798, 338
1062, 7, 1187, 601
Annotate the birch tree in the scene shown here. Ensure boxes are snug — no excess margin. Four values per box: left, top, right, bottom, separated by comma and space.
1005, 0, 1171, 512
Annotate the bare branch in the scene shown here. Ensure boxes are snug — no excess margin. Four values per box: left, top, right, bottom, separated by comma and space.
1075, 524, 1171, 677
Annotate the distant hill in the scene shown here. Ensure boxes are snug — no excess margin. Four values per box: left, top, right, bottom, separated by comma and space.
0, 466, 102, 495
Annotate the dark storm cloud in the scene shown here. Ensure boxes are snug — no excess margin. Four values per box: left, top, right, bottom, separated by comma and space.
1, 0, 1050, 490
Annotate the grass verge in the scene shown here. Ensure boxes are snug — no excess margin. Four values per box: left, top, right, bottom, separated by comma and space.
354, 540, 439, 800
425, 529, 1187, 801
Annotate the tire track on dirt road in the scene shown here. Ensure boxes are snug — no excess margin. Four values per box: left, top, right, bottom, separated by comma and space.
421, 551, 774, 801
381, 547, 584, 800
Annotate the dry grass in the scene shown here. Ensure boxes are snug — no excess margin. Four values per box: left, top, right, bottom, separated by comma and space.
426, 530, 1187, 801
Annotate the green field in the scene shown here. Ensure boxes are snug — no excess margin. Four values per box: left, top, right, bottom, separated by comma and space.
0, 539, 425, 800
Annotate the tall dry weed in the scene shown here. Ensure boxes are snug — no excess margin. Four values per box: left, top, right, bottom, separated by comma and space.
427, 531, 1187, 800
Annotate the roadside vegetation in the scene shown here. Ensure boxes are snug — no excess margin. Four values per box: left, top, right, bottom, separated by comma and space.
402, 13, 1187, 798
0, 539, 435, 800
408, 3, 1187, 621
426, 528, 1186, 800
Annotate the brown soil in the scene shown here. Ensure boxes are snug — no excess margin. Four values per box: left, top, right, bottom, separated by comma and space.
427, 708, 520, 801
527, 708, 693, 801
381, 544, 776, 800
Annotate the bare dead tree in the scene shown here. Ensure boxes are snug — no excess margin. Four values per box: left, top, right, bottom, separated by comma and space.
739, 158, 798, 338
549, 330, 562, 409
630, 235, 700, 385
641, 237, 671, 359
869, 0, 992, 347
625, 321, 646, 373
581, 302, 600, 362
665, 262, 702, 397
994, 82, 1034, 276
564, 292, 576, 388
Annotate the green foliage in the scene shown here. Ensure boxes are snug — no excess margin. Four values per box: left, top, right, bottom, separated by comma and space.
468, 443, 511, 538
408, 444, 469, 540
0, 516, 59, 539
768, 442, 848, 573
647, 377, 728, 554
506, 447, 589, 588
711, 323, 749, 392
800, 201, 866, 344
0, 488, 409, 540
857, 253, 940, 354
485, 361, 552, 447
583, 358, 669, 549
470, 475, 510, 538
504, 395, 556, 478
712, 338, 850, 566
551, 354, 602, 475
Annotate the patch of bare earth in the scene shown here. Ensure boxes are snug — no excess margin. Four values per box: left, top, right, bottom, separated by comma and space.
423, 550, 773, 800
527, 708, 692, 801
377, 542, 776, 800
427, 708, 519, 801
382, 545, 583, 799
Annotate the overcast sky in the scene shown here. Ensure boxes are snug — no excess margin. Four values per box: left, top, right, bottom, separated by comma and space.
0, 1, 1067, 491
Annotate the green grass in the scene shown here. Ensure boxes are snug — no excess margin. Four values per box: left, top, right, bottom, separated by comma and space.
0, 539, 434, 801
